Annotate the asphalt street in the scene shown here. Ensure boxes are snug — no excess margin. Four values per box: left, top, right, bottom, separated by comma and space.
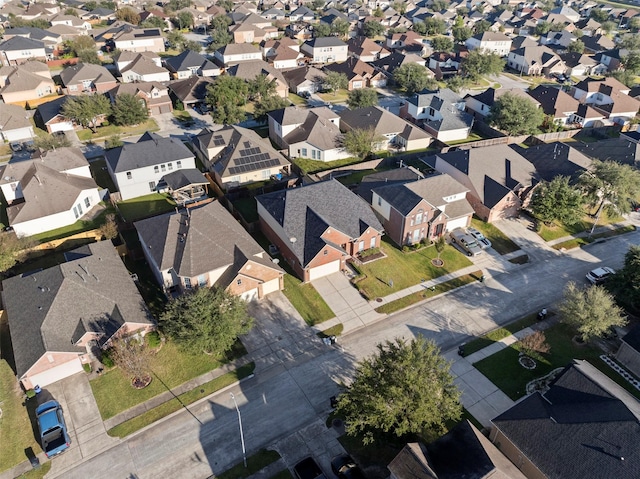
52, 229, 640, 479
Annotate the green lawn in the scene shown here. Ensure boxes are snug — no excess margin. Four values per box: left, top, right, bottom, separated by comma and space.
173, 110, 192, 121
32, 206, 112, 243
89, 157, 117, 192
292, 156, 364, 175
375, 272, 482, 314
317, 89, 349, 103
354, 239, 473, 300
217, 449, 281, 479
232, 197, 258, 223
474, 323, 602, 400
283, 274, 335, 326
107, 362, 255, 438
446, 131, 489, 145
462, 312, 541, 356
537, 209, 625, 242
77, 119, 159, 141
117, 193, 177, 222
15, 462, 51, 479
335, 167, 394, 186
91, 339, 247, 420
470, 218, 520, 255
288, 93, 308, 106
0, 360, 42, 472
552, 225, 636, 250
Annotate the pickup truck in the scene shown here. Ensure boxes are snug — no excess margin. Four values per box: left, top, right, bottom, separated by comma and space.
36, 400, 71, 458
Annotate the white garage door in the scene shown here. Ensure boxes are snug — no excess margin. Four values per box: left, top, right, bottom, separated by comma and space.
27, 357, 83, 388
49, 122, 74, 133
308, 260, 340, 281
241, 288, 258, 302
446, 217, 469, 232
261, 278, 280, 296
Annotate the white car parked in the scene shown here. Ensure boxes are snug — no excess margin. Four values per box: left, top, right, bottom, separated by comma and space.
467, 227, 491, 249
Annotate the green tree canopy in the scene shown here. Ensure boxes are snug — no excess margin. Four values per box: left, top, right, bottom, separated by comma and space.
111, 93, 148, 126
430, 36, 454, 53
622, 51, 640, 75
174, 11, 194, 30
34, 134, 71, 151
342, 127, 386, 160
430, 0, 449, 12
206, 75, 248, 125
452, 25, 472, 43
487, 92, 544, 135
609, 245, 640, 314
335, 337, 461, 444
529, 176, 584, 226
165, 30, 186, 49
325, 71, 348, 95
589, 8, 609, 22
461, 50, 505, 81
393, 63, 436, 95
183, 39, 202, 52
249, 74, 277, 101
116, 7, 140, 24
363, 21, 385, 38
253, 94, 289, 120
346, 88, 379, 109
331, 19, 350, 38
159, 287, 253, 355
559, 282, 627, 342
314, 23, 331, 37
62, 95, 111, 132
567, 39, 585, 53
473, 19, 491, 35
141, 16, 167, 29
628, 17, 640, 32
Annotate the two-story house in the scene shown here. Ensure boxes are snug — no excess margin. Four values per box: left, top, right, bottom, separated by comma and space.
507, 45, 566, 76
571, 76, 640, 124
59, 62, 117, 95
0, 36, 47, 66
115, 51, 170, 83
0, 61, 55, 105
107, 82, 173, 115
164, 50, 219, 79
105, 132, 196, 200
111, 27, 165, 53
465, 31, 512, 56
214, 43, 262, 67
301, 37, 348, 64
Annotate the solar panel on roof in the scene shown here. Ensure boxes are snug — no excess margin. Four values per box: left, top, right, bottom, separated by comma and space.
244, 141, 251, 148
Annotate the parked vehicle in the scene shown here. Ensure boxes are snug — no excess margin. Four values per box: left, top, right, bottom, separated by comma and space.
449, 228, 482, 256
294, 457, 326, 479
298, 91, 311, 99
586, 267, 615, 285
331, 455, 365, 479
466, 227, 491, 249
36, 400, 71, 458
9, 142, 22, 152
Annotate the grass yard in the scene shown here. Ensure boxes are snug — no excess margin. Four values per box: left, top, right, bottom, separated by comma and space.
107, 362, 255, 438
552, 225, 636, 250
462, 312, 541, 356
354, 238, 473, 300
0, 360, 42, 472
474, 322, 602, 400
339, 434, 403, 479
173, 110, 193, 122
317, 89, 349, 103
446, 131, 489, 145
91, 339, 247, 420
77, 119, 159, 141
470, 218, 520, 255
537, 209, 625, 242
15, 462, 51, 479
217, 449, 281, 479
232, 197, 258, 223
283, 274, 335, 325
335, 167, 395, 186
375, 272, 482, 314
117, 193, 176, 222
89, 157, 118, 192
288, 93, 308, 106
292, 156, 364, 175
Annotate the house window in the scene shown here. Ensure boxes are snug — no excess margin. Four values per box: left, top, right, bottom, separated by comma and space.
323, 249, 328, 255
428, 107, 435, 117
311, 150, 317, 159
126, 171, 132, 179
177, 161, 182, 169
73, 205, 79, 219
301, 147, 308, 157
168, 163, 173, 171
161, 164, 166, 172
358, 240, 365, 252
154, 166, 159, 173
262, 169, 270, 179
416, 211, 423, 225
370, 237, 376, 248
198, 275, 206, 287
77, 202, 83, 215
184, 277, 192, 289
377, 196, 382, 206
10, 183, 17, 192
84, 197, 90, 208
149, 181, 156, 191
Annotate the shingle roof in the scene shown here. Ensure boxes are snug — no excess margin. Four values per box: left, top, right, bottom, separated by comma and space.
408, 89, 474, 132
510, 142, 592, 183
0, 36, 45, 51
283, 110, 343, 151
35, 95, 69, 124
105, 133, 193, 173
622, 325, 640, 353
134, 200, 282, 279
2, 241, 154, 377
162, 168, 207, 190
304, 37, 347, 48
387, 443, 437, 479
281, 65, 326, 89
226, 60, 286, 85
256, 180, 383, 267
167, 76, 215, 103
163, 50, 217, 73
358, 166, 424, 204
527, 85, 579, 117
0, 103, 32, 131
339, 106, 431, 141
59, 62, 116, 86
492, 360, 640, 479
217, 43, 261, 55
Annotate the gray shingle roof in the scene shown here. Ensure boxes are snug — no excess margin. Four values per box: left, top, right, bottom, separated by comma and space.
162, 168, 207, 190
2, 241, 154, 377
358, 166, 424, 204
163, 50, 217, 73
283, 110, 342, 151
256, 180, 383, 267
0, 103, 32, 131
105, 133, 194, 173
0, 36, 45, 51
59, 62, 116, 86
408, 89, 474, 132
339, 106, 431, 140
304, 37, 347, 48
134, 201, 282, 279
510, 142, 591, 183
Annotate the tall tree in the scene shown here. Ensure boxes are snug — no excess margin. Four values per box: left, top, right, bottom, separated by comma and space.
166, 30, 186, 49
430, 0, 449, 12
206, 75, 248, 125
174, 11, 194, 30
342, 127, 386, 160
363, 21, 385, 38
529, 176, 584, 226
452, 26, 473, 43
461, 50, 505, 81
393, 63, 437, 95
609, 245, 640, 314
473, 19, 491, 35
109, 337, 152, 387
589, 8, 609, 22
313, 23, 331, 37
578, 160, 640, 233
559, 282, 627, 342
622, 51, 640, 75
487, 92, 544, 135
116, 7, 140, 24
346, 88, 379, 109
331, 19, 349, 38
249, 74, 277, 101
183, 39, 202, 52
34, 134, 71, 151
325, 71, 348, 95
431, 36, 454, 53
335, 337, 461, 444
111, 93, 149, 126
567, 39, 585, 53
159, 287, 253, 355
62, 95, 111, 132
253, 94, 289, 120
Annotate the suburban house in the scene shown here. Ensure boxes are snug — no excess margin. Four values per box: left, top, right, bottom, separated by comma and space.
0, 147, 101, 237
226, 60, 289, 98
428, 51, 464, 80
388, 423, 526, 479
268, 106, 348, 162
323, 58, 387, 89
0, 103, 34, 141
571, 77, 640, 125
511, 142, 592, 183
105, 132, 196, 201
347, 36, 391, 62
301, 37, 348, 64
365, 170, 473, 246
168, 76, 215, 109
371, 51, 426, 78
560, 52, 608, 77
426, 144, 535, 222
339, 106, 433, 151
401, 89, 474, 143
214, 43, 262, 67
34, 96, 75, 133
2, 241, 155, 389
261, 37, 302, 69
465, 31, 512, 56
386, 30, 428, 55
107, 82, 173, 115
110, 27, 165, 53
282, 65, 327, 95
192, 126, 290, 188
134, 201, 284, 301
615, 325, 640, 379
116, 51, 170, 83
49, 13, 91, 31
289, 5, 315, 22
256, 179, 384, 282
0, 36, 47, 66
527, 85, 580, 126
163, 50, 219, 79
59, 62, 117, 95
491, 360, 640, 479
465, 87, 541, 119
0, 62, 55, 105
507, 45, 566, 76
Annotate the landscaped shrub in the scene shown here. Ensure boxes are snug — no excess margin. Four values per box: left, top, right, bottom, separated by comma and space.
359, 247, 380, 259
146, 331, 161, 348
101, 349, 115, 368
83, 363, 92, 373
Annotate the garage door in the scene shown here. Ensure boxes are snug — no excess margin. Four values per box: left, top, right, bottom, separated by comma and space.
159, 105, 172, 113
241, 288, 258, 302
27, 357, 83, 388
308, 260, 340, 281
49, 122, 74, 133
446, 217, 469, 232
261, 278, 280, 296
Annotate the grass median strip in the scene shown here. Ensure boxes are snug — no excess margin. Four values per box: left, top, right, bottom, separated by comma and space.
107, 362, 255, 438
375, 272, 482, 314
283, 274, 334, 326
218, 449, 281, 479
552, 225, 636, 250
461, 313, 540, 356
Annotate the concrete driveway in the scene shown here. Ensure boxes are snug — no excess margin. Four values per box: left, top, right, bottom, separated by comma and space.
312, 273, 383, 332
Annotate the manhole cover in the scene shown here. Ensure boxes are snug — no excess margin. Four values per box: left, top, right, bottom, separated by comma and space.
376, 298, 383, 303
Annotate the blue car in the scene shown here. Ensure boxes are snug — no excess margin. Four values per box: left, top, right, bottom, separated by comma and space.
36, 400, 71, 458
